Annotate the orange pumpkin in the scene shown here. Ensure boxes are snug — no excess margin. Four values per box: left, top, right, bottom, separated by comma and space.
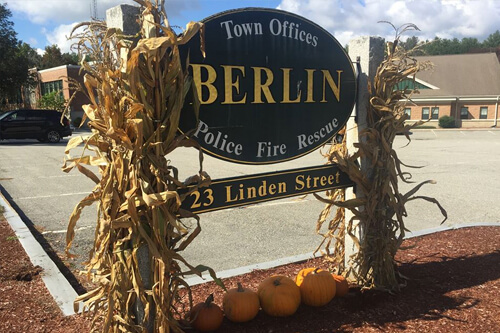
295, 268, 336, 306
223, 282, 260, 323
190, 294, 224, 332
332, 274, 349, 297
257, 275, 301, 317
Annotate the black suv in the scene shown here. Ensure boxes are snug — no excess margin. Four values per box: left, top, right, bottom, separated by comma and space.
0, 109, 72, 143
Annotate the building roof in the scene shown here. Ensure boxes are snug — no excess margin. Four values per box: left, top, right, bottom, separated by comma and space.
37, 64, 81, 74
413, 53, 500, 98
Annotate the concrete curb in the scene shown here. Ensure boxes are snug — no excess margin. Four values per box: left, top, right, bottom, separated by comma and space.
184, 222, 500, 287
1, 189, 499, 315
0, 193, 79, 316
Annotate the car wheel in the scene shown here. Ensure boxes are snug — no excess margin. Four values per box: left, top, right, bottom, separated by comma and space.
46, 130, 61, 143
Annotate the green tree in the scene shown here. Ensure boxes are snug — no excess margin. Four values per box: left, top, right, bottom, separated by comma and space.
0, 4, 33, 105
400, 36, 420, 51
40, 44, 79, 69
40, 45, 65, 69
483, 30, 500, 48
62, 52, 79, 65
39, 91, 66, 111
460, 37, 480, 53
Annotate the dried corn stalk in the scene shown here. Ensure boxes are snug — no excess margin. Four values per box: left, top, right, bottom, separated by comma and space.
314, 131, 347, 273
62, 1, 218, 332
316, 27, 447, 292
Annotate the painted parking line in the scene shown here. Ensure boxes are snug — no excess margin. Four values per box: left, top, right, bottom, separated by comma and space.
460, 131, 466, 136
41, 225, 94, 235
488, 131, 497, 135
431, 130, 437, 137
37, 174, 82, 179
15, 191, 90, 200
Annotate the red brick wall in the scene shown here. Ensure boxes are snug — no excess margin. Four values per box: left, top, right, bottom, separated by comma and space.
38, 65, 90, 120
404, 103, 453, 120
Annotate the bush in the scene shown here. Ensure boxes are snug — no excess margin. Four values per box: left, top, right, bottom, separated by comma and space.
439, 115, 455, 128
39, 91, 66, 111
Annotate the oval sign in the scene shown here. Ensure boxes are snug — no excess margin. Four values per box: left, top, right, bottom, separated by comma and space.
179, 8, 356, 164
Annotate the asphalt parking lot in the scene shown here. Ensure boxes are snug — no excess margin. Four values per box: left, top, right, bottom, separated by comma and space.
1, 128, 500, 276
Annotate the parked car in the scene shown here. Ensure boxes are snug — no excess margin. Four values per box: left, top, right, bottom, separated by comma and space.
0, 109, 72, 143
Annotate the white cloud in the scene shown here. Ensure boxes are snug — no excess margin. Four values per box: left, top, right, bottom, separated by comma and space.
277, 0, 500, 46
6, 0, 200, 53
6, 0, 198, 24
44, 23, 80, 54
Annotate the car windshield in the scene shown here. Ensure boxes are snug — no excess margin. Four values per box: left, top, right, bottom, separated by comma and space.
0, 111, 14, 121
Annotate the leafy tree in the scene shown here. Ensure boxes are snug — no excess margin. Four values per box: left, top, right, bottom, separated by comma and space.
40, 45, 65, 69
0, 4, 32, 105
40, 44, 79, 69
400, 36, 419, 51
62, 52, 79, 65
460, 37, 480, 53
39, 91, 66, 111
483, 30, 500, 48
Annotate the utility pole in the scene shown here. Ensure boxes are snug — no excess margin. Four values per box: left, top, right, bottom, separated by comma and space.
91, 0, 98, 20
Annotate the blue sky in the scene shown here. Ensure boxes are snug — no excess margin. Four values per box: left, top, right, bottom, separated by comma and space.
4, 0, 500, 55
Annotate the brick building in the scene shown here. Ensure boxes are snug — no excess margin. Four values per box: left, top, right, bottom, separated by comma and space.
403, 53, 500, 128
24, 65, 88, 122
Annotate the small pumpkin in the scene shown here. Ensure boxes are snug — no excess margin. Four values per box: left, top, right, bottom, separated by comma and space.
190, 294, 224, 332
332, 274, 349, 297
223, 282, 260, 323
295, 268, 336, 306
257, 275, 301, 317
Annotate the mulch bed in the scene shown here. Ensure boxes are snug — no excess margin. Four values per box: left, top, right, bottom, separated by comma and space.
1, 215, 499, 332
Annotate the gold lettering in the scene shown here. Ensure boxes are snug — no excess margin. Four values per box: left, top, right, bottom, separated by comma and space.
321, 70, 342, 102
313, 176, 320, 188
225, 185, 238, 203
191, 64, 218, 104
320, 175, 327, 186
247, 186, 257, 199
278, 182, 286, 193
282, 68, 301, 103
295, 175, 305, 191
268, 183, 276, 195
305, 69, 315, 103
238, 184, 244, 199
328, 174, 335, 185
252, 67, 276, 104
258, 180, 267, 196
221, 65, 247, 104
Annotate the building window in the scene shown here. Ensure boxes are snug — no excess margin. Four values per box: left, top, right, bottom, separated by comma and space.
404, 108, 411, 118
460, 107, 469, 119
41, 80, 63, 96
422, 107, 429, 120
431, 107, 439, 119
396, 79, 431, 90
480, 107, 488, 119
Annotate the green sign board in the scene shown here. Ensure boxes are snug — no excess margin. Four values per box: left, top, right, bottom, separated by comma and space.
179, 8, 356, 164
179, 164, 353, 214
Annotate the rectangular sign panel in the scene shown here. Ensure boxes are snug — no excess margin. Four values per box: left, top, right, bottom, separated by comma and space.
179, 164, 353, 214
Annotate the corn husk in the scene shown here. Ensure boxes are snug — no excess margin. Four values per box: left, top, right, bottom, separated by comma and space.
315, 27, 447, 292
63, 1, 221, 332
